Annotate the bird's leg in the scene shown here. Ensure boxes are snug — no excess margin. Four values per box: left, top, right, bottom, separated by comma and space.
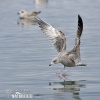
62, 66, 68, 73
56, 66, 68, 75
64, 66, 65, 70
56, 68, 68, 80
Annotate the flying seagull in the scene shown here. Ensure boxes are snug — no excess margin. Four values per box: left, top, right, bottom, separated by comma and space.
18, 10, 41, 19
37, 15, 86, 69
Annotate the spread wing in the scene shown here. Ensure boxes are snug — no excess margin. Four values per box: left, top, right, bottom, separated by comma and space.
68, 15, 83, 63
37, 17, 66, 52
75, 14, 83, 46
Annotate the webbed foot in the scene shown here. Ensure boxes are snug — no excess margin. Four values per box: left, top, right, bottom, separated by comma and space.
56, 70, 68, 80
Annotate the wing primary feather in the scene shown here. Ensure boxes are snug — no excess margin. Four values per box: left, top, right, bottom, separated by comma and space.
68, 15, 83, 63
36, 17, 66, 52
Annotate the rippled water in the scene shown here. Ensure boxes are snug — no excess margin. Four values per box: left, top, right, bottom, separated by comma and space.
0, 0, 100, 100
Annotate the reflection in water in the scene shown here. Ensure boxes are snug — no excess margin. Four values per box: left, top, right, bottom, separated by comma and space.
49, 79, 86, 100
34, 0, 48, 7
17, 18, 37, 27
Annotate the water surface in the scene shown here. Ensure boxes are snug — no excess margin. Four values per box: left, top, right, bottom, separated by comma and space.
0, 0, 100, 100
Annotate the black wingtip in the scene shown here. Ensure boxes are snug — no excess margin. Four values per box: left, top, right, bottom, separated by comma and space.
78, 14, 83, 26
78, 14, 81, 19
78, 14, 83, 32
78, 14, 82, 22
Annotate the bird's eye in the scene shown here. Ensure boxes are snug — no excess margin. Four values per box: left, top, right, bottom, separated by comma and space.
53, 60, 56, 62
21, 11, 24, 13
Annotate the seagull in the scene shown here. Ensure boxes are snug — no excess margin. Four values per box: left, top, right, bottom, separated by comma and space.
18, 10, 41, 19
37, 15, 86, 69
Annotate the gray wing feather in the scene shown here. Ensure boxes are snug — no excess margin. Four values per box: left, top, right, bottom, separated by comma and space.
37, 17, 66, 52
68, 15, 83, 63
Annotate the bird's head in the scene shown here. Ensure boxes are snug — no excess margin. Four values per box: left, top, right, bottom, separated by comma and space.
18, 10, 27, 18
49, 57, 60, 66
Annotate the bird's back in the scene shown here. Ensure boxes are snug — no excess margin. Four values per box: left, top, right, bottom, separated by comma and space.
58, 51, 76, 67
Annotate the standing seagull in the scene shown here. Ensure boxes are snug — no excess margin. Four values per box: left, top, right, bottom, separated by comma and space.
18, 10, 41, 19
37, 15, 86, 69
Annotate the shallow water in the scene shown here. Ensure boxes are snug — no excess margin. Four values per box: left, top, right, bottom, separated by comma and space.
0, 0, 100, 100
